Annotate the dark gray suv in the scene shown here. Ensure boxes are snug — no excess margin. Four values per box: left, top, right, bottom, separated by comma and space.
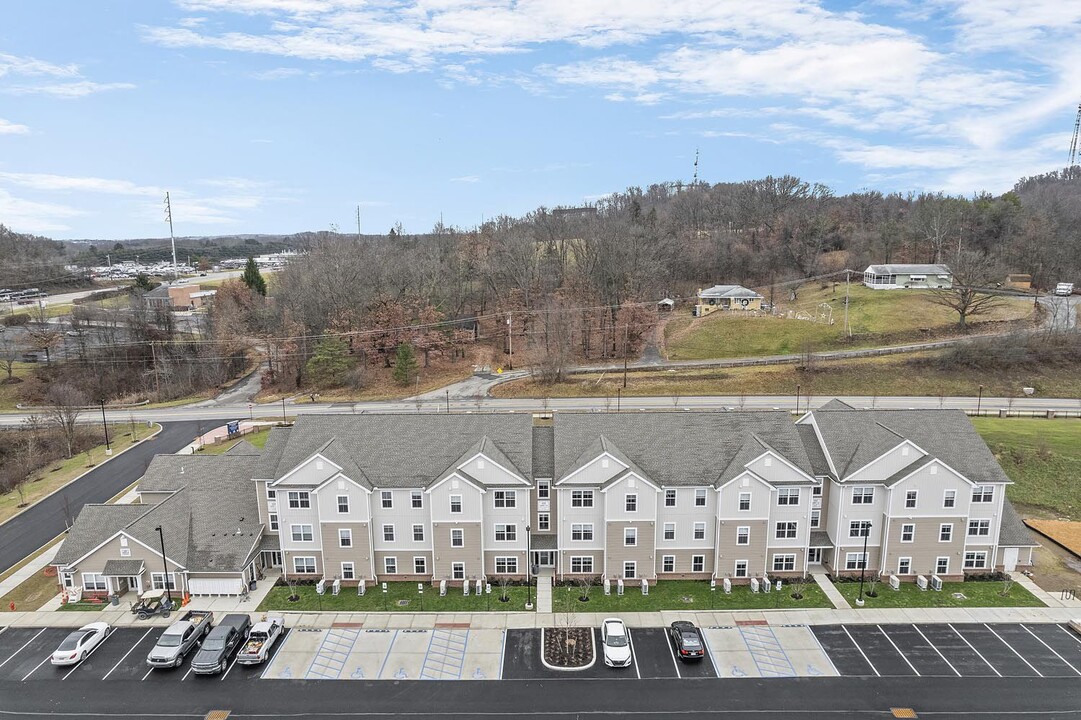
190, 614, 251, 675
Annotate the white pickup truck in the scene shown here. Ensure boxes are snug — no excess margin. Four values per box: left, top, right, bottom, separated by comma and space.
236, 617, 284, 665
1055, 282, 1075, 296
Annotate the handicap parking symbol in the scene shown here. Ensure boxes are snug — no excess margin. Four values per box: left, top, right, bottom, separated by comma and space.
806, 664, 821, 676
394, 667, 408, 679
731, 666, 747, 677
351, 667, 365, 679
473, 667, 485, 679
280, 666, 292, 678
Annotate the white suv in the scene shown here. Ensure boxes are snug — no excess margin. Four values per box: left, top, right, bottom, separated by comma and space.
601, 617, 632, 668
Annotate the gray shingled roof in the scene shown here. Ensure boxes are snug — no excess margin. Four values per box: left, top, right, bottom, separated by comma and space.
532, 425, 554, 478
102, 559, 145, 576
1000, 500, 1039, 547
809, 531, 832, 547
554, 411, 814, 487
530, 534, 558, 550
865, 264, 951, 275
224, 439, 261, 456
252, 426, 291, 480
812, 408, 1011, 485
53, 504, 154, 567
796, 425, 833, 478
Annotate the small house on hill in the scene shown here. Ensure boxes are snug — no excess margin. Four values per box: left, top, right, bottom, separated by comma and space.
863, 264, 952, 290
693, 285, 763, 316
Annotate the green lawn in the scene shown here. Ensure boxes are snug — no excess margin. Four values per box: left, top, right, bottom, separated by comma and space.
833, 579, 1044, 608
198, 427, 273, 455
257, 583, 534, 612
551, 579, 832, 613
665, 283, 1032, 361
971, 417, 1081, 521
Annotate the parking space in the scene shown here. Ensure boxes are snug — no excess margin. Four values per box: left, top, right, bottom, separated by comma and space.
702, 625, 837, 679
628, 627, 717, 679
812, 624, 1081, 678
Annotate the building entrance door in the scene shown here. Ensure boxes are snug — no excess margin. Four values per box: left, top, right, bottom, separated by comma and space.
534, 551, 555, 567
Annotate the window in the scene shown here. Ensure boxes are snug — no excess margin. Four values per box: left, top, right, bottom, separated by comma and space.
939, 523, 953, 542
411, 490, 423, 508
662, 555, 675, 573
494, 490, 516, 508
61, 572, 74, 588
625, 493, 637, 512
571, 523, 593, 541
624, 527, 637, 546
451, 528, 464, 547
964, 551, 988, 569
897, 557, 911, 575
290, 524, 313, 542
413, 524, 425, 542
734, 560, 748, 578
905, 490, 918, 509
337, 495, 350, 514
266, 488, 277, 500
968, 519, 991, 537
777, 488, 800, 505
736, 526, 750, 545
384, 557, 398, 574
287, 491, 310, 509
537, 481, 550, 499
339, 528, 352, 547
623, 561, 636, 579
665, 489, 676, 507
495, 557, 518, 573
900, 524, 915, 543
775, 522, 797, 539
494, 524, 517, 541
571, 490, 594, 507
693, 522, 706, 540
82, 573, 108, 592
269, 513, 279, 531
810, 509, 821, 529
845, 552, 867, 571
849, 520, 872, 538
695, 488, 708, 507
852, 487, 874, 504
450, 495, 462, 514
380, 491, 393, 509
537, 512, 550, 531
382, 524, 395, 542
692, 555, 705, 572
972, 485, 994, 503
452, 562, 465, 580
936, 557, 950, 575
293, 557, 316, 574
414, 557, 427, 574
772, 554, 795, 572
738, 492, 751, 511
570, 556, 594, 573
662, 522, 676, 540
813, 485, 823, 497
943, 490, 956, 508
341, 562, 355, 580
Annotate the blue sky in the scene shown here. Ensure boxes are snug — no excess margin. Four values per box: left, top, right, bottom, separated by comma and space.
1, 0, 1079, 239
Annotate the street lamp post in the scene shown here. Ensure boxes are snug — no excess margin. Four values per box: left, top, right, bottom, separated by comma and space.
526, 524, 532, 610
856, 521, 871, 607
154, 525, 172, 608
977, 384, 984, 416
795, 384, 801, 415
100, 400, 111, 455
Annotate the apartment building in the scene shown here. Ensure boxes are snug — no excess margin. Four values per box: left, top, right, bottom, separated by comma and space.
54, 403, 1036, 596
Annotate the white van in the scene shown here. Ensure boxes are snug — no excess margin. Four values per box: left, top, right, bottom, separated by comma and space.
1054, 282, 1075, 296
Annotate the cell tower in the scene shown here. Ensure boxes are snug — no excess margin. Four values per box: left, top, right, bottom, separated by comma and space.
1069, 102, 1081, 174
693, 147, 700, 184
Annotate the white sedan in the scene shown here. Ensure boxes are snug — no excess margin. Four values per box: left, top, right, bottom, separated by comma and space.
50, 622, 110, 666
601, 617, 632, 668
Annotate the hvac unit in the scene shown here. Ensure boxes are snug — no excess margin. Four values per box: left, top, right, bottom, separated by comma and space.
930, 575, 943, 591
316, 578, 326, 595
641, 578, 649, 595
603, 577, 611, 595
332, 579, 341, 596
357, 578, 366, 596
916, 575, 928, 591
617, 578, 625, 595
439, 579, 447, 596
723, 577, 732, 594
750, 577, 760, 593
889, 575, 900, 591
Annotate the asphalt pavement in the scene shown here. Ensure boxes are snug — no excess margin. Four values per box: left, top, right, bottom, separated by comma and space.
0, 421, 208, 575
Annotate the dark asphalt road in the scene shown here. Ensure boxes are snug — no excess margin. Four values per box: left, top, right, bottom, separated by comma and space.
2, 675, 1080, 719
0, 421, 210, 575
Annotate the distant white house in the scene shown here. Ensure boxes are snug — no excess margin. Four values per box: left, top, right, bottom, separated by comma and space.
863, 264, 952, 290
693, 285, 763, 316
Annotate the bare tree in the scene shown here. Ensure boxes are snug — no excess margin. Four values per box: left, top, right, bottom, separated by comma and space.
575, 576, 593, 602
0, 333, 22, 383
45, 382, 88, 458
498, 575, 512, 603
926, 251, 1006, 329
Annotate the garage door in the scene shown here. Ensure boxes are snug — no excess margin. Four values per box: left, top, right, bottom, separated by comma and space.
188, 577, 244, 596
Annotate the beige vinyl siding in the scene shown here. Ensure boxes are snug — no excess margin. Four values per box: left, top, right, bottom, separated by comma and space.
70, 534, 184, 593
882, 515, 967, 579
483, 550, 527, 578
766, 547, 806, 577
605, 520, 656, 584
717, 518, 769, 578
283, 550, 323, 578
560, 550, 603, 579
374, 550, 433, 582
321, 522, 372, 583
655, 549, 713, 579
431, 521, 482, 584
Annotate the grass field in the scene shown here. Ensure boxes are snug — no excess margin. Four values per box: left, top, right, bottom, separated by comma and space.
551, 579, 832, 613
257, 583, 534, 612
0, 362, 35, 412
197, 427, 273, 455
258, 363, 474, 404
832, 579, 1043, 608
492, 351, 1081, 401
0, 569, 62, 612
664, 283, 1033, 361
970, 417, 1081, 521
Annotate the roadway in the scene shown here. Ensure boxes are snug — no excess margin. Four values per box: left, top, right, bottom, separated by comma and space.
0, 421, 209, 575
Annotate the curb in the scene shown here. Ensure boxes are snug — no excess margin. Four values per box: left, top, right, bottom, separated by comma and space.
539, 626, 597, 671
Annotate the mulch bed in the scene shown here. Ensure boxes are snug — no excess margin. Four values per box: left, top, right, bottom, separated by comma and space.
543, 627, 594, 668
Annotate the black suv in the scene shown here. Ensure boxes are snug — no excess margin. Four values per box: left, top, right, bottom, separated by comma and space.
668, 621, 705, 661
190, 614, 251, 675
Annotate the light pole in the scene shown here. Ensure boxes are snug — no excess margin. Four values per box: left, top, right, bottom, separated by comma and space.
526, 524, 532, 610
977, 384, 984, 416
856, 521, 871, 607
154, 525, 172, 608
281, 398, 287, 424
616, 388, 621, 413
248, 402, 254, 422
99, 400, 111, 455
795, 384, 801, 415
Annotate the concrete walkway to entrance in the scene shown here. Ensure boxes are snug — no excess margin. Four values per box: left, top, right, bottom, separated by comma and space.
812, 573, 852, 610
535, 575, 552, 613
1012, 571, 1081, 608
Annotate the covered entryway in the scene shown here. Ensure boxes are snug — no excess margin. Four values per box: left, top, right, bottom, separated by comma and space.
101, 559, 145, 597
530, 534, 556, 575
1002, 547, 1019, 572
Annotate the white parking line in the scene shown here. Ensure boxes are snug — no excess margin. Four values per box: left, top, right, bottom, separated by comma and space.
258, 629, 291, 680
220, 651, 242, 681
0, 628, 46, 670
876, 626, 919, 676
948, 624, 1000, 677
912, 625, 959, 677
626, 629, 641, 679
1059, 625, 1081, 646
21, 654, 52, 682
103, 629, 153, 680
181, 663, 194, 681
62, 628, 116, 680
983, 624, 1042, 677
1023, 625, 1081, 676
141, 666, 155, 681
498, 629, 507, 681
841, 626, 879, 677
662, 629, 682, 678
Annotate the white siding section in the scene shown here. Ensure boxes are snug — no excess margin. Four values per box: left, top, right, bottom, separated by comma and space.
603, 474, 658, 522
557, 487, 605, 550
718, 473, 771, 520
559, 453, 627, 485
847, 441, 925, 483
657, 487, 715, 547
429, 475, 484, 523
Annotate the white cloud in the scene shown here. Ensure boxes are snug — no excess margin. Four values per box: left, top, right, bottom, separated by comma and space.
0, 51, 134, 97
0, 118, 30, 134
3, 81, 137, 98
450, 175, 480, 183
0, 171, 163, 196
250, 67, 306, 80
0, 189, 83, 233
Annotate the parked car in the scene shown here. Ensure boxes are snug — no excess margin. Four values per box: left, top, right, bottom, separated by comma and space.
1055, 282, 1075, 296
668, 621, 705, 661
236, 617, 285, 665
50, 622, 110, 666
190, 614, 251, 675
601, 617, 632, 668
146, 609, 214, 668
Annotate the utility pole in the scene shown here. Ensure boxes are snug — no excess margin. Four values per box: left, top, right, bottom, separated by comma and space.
164, 192, 178, 283
357, 205, 362, 240
622, 324, 629, 389
844, 270, 851, 337
100, 399, 111, 455
149, 341, 161, 400
506, 313, 513, 369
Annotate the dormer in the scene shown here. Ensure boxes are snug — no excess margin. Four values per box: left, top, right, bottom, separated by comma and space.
270, 452, 342, 487
745, 450, 815, 484
846, 440, 927, 483
557, 451, 629, 486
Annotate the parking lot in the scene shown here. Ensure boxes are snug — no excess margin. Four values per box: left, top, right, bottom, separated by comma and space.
812, 623, 1081, 678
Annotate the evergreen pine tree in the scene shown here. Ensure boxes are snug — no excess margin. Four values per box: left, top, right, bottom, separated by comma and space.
392, 343, 418, 386
241, 257, 267, 296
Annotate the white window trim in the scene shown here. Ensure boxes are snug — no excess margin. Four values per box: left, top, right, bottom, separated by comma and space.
495, 523, 517, 542
845, 552, 868, 571
571, 490, 594, 508
900, 523, 915, 543
337, 495, 350, 514
662, 522, 676, 540
494, 556, 519, 574
537, 513, 550, 531
413, 556, 427, 574
738, 492, 751, 512
897, 557, 912, 575
625, 493, 638, 512
339, 528, 352, 547
624, 528, 637, 546
905, 490, 918, 509
268, 513, 279, 531
340, 562, 355, 580
777, 488, 800, 506
569, 556, 594, 573
537, 481, 550, 499
734, 560, 748, 578
736, 526, 750, 545
939, 523, 953, 543
623, 561, 637, 579
384, 556, 398, 574
451, 528, 464, 547
943, 489, 956, 508
693, 522, 706, 540
290, 524, 314, 542
662, 555, 675, 572
451, 562, 465, 580
382, 524, 395, 542
450, 494, 463, 513
695, 488, 708, 507
692, 555, 706, 572
936, 557, 950, 575
381, 491, 393, 509
772, 553, 796, 572
293, 556, 316, 574
852, 487, 874, 505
